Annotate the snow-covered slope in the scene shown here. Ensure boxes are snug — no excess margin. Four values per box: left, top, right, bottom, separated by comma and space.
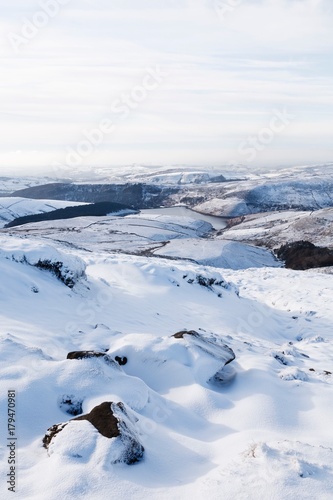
0, 177, 54, 196
1, 166, 333, 499
154, 238, 280, 269
0, 197, 85, 228
220, 208, 333, 249
0, 226, 333, 498
5, 213, 277, 270
192, 177, 333, 217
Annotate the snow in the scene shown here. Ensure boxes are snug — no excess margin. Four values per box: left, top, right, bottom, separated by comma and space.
0, 197, 85, 228
0, 177, 55, 196
154, 238, 280, 269
0, 225, 333, 498
0, 172, 333, 499
3, 213, 278, 270
219, 208, 333, 249
0, 235, 86, 287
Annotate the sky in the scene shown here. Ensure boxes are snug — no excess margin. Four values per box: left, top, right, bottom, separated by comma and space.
0, 0, 332, 175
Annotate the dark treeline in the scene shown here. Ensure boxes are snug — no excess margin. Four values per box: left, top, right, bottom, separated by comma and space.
5, 202, 135, 228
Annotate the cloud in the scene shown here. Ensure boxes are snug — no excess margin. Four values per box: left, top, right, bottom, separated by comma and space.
0, 0, 332, 173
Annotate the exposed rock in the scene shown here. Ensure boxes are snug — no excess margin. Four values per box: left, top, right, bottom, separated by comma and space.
43, 422, 67, 450
67, 351, 119, 369
209, 363, 236, 385
43, 402, 144, 465
35, 259, 83, 288
58, 395, 83, 416
183, 273, 225, 288
173, 330, 236, 385
115, 356, 128, 366
173, 330, 197, 339
72, 401, 120, 438
173, 330, 235, 363
273, 353, 289, 366
67, 350, 106, 360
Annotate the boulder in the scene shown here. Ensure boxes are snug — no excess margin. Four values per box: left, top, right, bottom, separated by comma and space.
43, 402, 144, 465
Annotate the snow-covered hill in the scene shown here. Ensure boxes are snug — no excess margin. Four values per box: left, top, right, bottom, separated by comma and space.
1, 165, 333, 499
9, 164, 333, 217
0, 231, 333, 499
5, 213, 277, 270
0, 234, 333, 500
0, 177, 55, 196
220, 208, 333, 250
0, 198, 85, 228
191, 177, 333, 217
153, 238, 280, 269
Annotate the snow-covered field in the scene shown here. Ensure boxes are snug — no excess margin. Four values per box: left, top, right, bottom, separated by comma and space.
6, 213, 278, 269
0, 204, 333, 499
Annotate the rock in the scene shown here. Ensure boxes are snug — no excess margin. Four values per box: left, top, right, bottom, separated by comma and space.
173, 330, 197, 339
67, 351, 106, 360
209, 363, 236, 385
173, 330, 236, 385
115, 356, 128, 366
273, 353, 289, 366
72, 401, 121, 438
182, 273, 227, 289
58, 395, 83, 416
43, 422, 67, 450
35, 259, 84, 288
173, 330, 235, 363
66, 351, 118, 368
43, 402, 144, 465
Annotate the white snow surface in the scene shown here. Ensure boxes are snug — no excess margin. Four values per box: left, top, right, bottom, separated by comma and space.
4, 213, 278, 270
154, 238, 280, 269
0, 223, 333, 499
220, 208, 333, 249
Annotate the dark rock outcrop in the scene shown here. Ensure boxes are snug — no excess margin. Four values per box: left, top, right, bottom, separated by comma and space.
72, 401, 120, 438
58, 395, 83, 416
173, 330, 197, 339
67, 351, 107, 360
35, 260, 81, 288
43, 402, 144, 465
115, 356, 128, 366
66, 351, 118, 367
43, 422, 67, 450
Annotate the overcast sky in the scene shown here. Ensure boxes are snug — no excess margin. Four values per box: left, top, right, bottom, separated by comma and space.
0, 0, 332, 175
